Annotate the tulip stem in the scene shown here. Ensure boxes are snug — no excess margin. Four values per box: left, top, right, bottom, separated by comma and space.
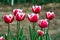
17, 21, 19, 40
44, 28, 45, 34
43, 28, 46, 40
8, 23, 10, 39
16, 21, 20, 40
47, 20, 50, 33
40, 28, 43, 40
40, 36, 43, 40
19, 21, 20, 31
46, 20, 50, 40
33, 22, 36, 32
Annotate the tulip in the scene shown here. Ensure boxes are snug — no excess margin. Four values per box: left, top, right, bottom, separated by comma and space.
16, 12, 25, 40
32, 5, 41, 13
46, 11, 55, 20
28, 13, 39, 32
3, 14, 14, 39
3, 14, 14, 23
37, 30, 44, 36
38, 19, 48, 28
0, 36, 4, 40
13, 9, 23, 16
16, 12, 25, 21
28, 13, 39, 22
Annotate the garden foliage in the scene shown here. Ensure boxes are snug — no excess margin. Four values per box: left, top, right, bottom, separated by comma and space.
0, 0, 60, 5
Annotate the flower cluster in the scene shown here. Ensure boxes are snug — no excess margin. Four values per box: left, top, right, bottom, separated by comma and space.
3, 5, 55, 40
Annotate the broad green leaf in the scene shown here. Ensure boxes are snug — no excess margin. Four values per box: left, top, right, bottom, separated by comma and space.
4, 33, 8, 40
19, 27, 27, 40
33, 30, 39, 40
9, 30, 16, 40
28, 25, 33, 40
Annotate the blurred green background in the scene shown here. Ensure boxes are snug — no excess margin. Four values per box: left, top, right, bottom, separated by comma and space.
0, 0, 60, 5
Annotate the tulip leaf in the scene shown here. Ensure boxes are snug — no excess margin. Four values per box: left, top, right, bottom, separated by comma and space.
19, 27, 24, 36
28, 25, 33, 40
19, 27, 27, 40
53, 34, 60, 40
33, 30, 39, 40
46, 33, 51, 40
29, 25, 39, 40
19, 35, 27, 40
4, 33, 8, 40
9, 30, 16, 40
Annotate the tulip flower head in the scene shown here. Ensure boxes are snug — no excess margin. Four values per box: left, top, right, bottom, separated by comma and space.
0, 36, 4, 40
28, 13, 39, 22
3, 14, 14, 23
13, 9, 23, 16
46, 11, 55, 20
38, 19, 48, 28
32, 5, 41, 13
16, 12, 25, 21
37, 30, 44, 36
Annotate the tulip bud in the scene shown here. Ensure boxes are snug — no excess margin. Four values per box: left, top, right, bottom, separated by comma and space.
13, 9, 23, 16
0, 36, 4, 40
32, 5, 41, 13
3, 14, 14, 23
38, 19, 48, 28
28, 13, 39, 22
37, 30, 44, 36
16, 12, 25, 21
46, 11, 55, 20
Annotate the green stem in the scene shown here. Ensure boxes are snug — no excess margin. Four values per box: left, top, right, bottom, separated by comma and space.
48, 20, 50, 33
46, 20, 50, 40
33, 22, 35, 32
32, 22, 36, 40
40, 36, 43, 40
40, 28, 43, 40
8, 23, 10, 39
16, 21, 20, 40
17, 21, 19, 40
44, 28, 45, 34
18, 21, 20, 31
43, 28, 46, 40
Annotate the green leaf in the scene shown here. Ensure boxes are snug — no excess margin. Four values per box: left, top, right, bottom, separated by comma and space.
28, 25, 33, 40
9, 30, 16, 40
19, 27, 27, 40
47, 34, 51, 40
53, 34, 60, 40
4, 33, 8, 40
19, 27, 24, 36
20, 35, 27, 40
33, 30, 39, 40
45, 33, 51, 40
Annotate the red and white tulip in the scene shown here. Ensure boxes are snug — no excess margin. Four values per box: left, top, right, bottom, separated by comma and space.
46, 11, 55, 20
32, 5, 41, 13
3, 14, 14, 23
37, 30, 44, 36
16, 12, 25, 21
28, 13, 39, 22
13, 9, 23, 16
38, 19, 48, 28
